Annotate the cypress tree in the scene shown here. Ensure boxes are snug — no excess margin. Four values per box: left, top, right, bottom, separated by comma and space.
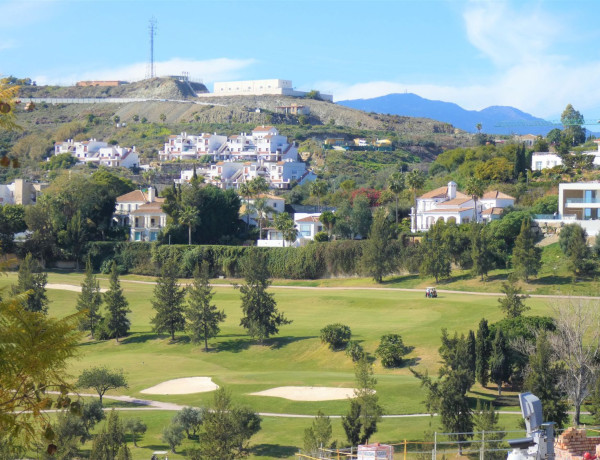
13, 252, 48, 314
76, 257, 103, 338
512, 217, 541, 281
489, 328, 510, 396
186, 261, 226, 351
475, 319, 491, 387
104, 261, 130, 342
470, 223, 494, 281
360, 208, 396, 283
151, 258, 186, 341
466, 330, 476, 378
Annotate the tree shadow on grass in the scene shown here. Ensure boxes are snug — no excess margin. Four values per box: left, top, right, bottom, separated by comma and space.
251, 444, 298, 458
528, 275, 575, 286
381, 274, 420, 285
266, 335, 317, 350
120, 333, 161, 345
215, 337, 255, 353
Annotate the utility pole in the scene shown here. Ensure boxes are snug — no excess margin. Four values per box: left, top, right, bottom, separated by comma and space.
146, 17, 158, 79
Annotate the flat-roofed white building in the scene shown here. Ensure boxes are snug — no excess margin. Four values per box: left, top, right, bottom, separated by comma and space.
208, 79, 333, 101
532, 140, 600, 171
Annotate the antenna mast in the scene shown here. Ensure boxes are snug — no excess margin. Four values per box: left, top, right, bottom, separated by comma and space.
146, 17, 157, 79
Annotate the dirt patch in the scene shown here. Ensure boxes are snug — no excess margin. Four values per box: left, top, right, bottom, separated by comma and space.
140, 377, 218, 395
250, 386, 358, 401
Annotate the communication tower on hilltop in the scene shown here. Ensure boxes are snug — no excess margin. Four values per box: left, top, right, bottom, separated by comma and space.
146, 17, 158, 79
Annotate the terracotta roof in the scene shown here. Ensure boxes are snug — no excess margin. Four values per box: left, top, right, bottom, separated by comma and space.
116, 190, 147, 203
482, 190, 515, 200
482, 207, 504, 216
257, 193, 284, 200
419, 186, 448, 199
296, 216, 320, 223
130, 201, 164, 215
253, 125, 275, 132
440, 197, 472, 206
423, 207, 473, 213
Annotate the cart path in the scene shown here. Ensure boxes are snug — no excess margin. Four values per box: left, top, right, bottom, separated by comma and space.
51, 392, 535, 418
86, 278, 600, 300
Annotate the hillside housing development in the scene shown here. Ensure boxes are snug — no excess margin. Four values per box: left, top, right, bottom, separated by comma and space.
54, 139, 139, 169
531, 139, 600, 171
165, 126, 317, 189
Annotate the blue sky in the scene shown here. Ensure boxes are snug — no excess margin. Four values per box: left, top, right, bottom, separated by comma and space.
1, 0, 600, 118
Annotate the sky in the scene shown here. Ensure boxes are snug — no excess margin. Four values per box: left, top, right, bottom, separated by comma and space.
1, 0, 600, 119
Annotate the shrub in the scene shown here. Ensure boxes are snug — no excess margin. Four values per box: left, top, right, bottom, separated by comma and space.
320, 324, 352, 350
375, 334, 410, 368
314, 232, 329, 242
345, 340, 364, 362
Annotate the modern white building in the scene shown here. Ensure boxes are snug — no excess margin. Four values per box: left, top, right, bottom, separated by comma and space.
54, 139, 139, 169
531, 140, 600, 171
114, 187, 166, 242
410, 181, 515, 232
208, 79, 333, 101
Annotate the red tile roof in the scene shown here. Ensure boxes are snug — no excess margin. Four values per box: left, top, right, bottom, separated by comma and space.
482, 190, 515, 200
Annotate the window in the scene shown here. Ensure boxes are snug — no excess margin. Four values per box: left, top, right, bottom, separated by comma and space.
150, 232, 158, 241
536, 161, 542, 170
300, 224, 311, 237
134, 232, 142, 241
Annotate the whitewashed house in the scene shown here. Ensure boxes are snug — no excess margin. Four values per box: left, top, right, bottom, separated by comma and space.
114, 187, 166, 242
54, 139, 138, 169
258, 212, 324, 247
532, 139, 600, 171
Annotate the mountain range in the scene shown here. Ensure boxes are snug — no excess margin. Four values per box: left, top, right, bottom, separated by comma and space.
337, 93, 557, 135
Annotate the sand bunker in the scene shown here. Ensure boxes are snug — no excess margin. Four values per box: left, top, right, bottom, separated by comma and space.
140, 377, 218, 395
46, 283, 107, 293
250, 386, 359, 401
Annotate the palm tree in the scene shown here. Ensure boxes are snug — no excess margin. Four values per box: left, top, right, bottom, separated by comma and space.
253, 198, 275, 239
406, 169, 425, 209
310, 180, 328, 211
319, 211, 336, 237
179, 206, 200, 245
476, 123, 482, 133
248, 176, 269, 198
274, 213, 297, 247
387, 172, 406, 224
465, 177, 485, 224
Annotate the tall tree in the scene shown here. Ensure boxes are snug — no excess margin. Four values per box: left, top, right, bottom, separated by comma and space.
473, 400, 505, 460
550, 299, 600, 426
350, 194, 372, 238
406, 169, 425, 208
13, 253, 48, 314
489, 328, 510, 396
76, 257, 103, 338
273, 212, 297, 247
470, 223, 494, 281
387, 172, 405, 224
104, 261, 130, 342
303, 411, 332, 455
561, 103, 586, 146
360, 208, 396, 283
309, 180, 328, 211
57, 211, 88, 270
513, 143, 527, 180
497, 281, 530, 318
419, 219, 452, 282
475, 319, 491, 387
319, 210, 336, 237
465, 177, 484, 224
512, 217, 541, 282
559, 223, 592, 276
179, 205, 200, 245
151, 258, 186, 341
253, 197, 275, 240
523, 331, 569, 428
77, 367, 128, 405
186, 261, 226, 351
238, 250, 291, 343
466, 330, 476, 378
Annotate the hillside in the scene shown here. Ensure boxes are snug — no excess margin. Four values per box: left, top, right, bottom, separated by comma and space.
338, 92, 552, 135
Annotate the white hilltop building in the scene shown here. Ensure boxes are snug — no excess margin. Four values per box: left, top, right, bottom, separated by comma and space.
410, 181, 515, 232
168, 126, 317, 190
202, 79, 333, 101
531, 139, 600, 171
54, 139, 139, 169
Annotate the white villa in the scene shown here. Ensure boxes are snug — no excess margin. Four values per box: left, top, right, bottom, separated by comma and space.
54, 139, 139, 169
168, 126, 317, 190
114, 187, 166, 242
240, 193, 286, 227
531, 140, 600, 171
258, 212, 324, 247
410, 181, 515, 232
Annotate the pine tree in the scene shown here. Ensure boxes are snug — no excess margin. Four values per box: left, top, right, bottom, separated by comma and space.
419, 219, 452, 283
514, 143, 527, 180
473, 400, 505, 460
489, 328, 510, 396
303, 411, 332, 454
466, 330, 476, 378
13, 252, 48, 314
475, 319, 491, 387
238, 250, 291, 343
104, 261, 130, 342
360, 208, 396, 283
76, 257, 102, 338
497, 281, 530, 318
186, 261, 226, 351
470, 224, 494, 281
151, 258, 186, 341
512, 217, 541, 281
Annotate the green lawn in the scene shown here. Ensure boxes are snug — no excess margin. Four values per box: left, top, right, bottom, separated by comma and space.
5, 254, 593, 459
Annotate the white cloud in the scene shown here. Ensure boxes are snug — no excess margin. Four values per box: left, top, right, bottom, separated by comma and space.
34, 57, 257, 87
324, 2, 600, 119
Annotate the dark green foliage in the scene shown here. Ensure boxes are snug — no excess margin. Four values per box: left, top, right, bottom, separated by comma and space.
345, 340, 365, 362
123, 418, 146, 447
103, 261, 130, 341
13, 253, 48, 314
238, 250, 291, 342
375, 334, 410, 368
82, 400, 105, 438
531, 195, 558, 215
512, 217, 541, 281
162, 423, 185, 453
497, 281, 530, 318
489, 329, 510, 395
303, 411, 332, 455
77, 367, 128, 405
186, 261, 226, 351
476, 319, 491, 387
487, 210, 534, 267
419, 220, 452, 282
151, 258, 186, 340
470, 223, 495, 280
473, 400, 505, 460
561, 104, 586, 145
342, 399, 362, 446
360, 208, 397, 283
196, 388, 261, 460
513, 143, 527, 180
523, 332, 569, 428
320, 324, 352, 350
172, 407, 204, 440
466, 330, 476, 377
559, 223, 594, 275
0, 204, 25, 253
90, 410, 126, 460
76, 257, 102, 338
49, 410, 88, 460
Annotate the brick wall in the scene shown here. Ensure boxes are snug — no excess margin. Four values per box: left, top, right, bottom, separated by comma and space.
554, 427, 600, 460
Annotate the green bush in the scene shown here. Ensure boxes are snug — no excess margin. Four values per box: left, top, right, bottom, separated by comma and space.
320, 324, 352, 350
314, 232, 329, 242
375, 334, 410, 368
345, 340, 365, 362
